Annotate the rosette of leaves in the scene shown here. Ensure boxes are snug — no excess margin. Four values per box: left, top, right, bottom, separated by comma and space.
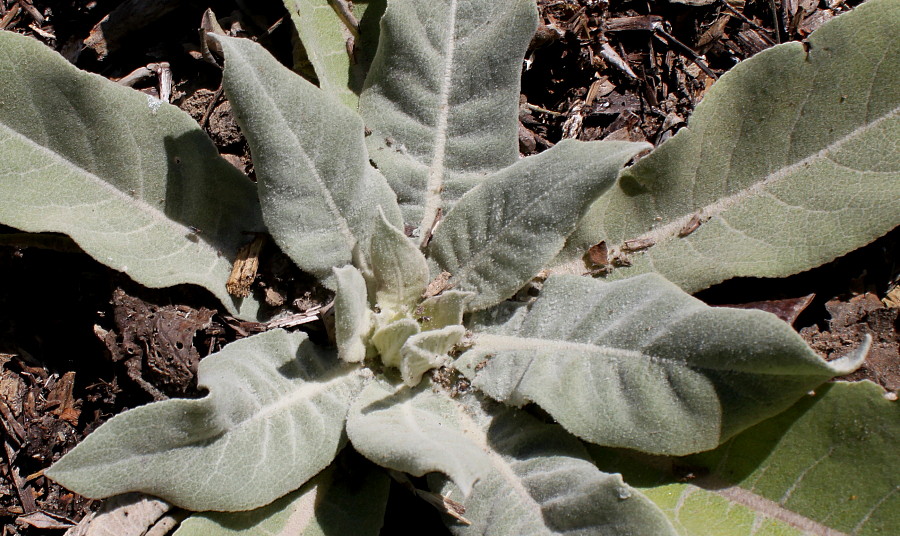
0, 0, 896, 533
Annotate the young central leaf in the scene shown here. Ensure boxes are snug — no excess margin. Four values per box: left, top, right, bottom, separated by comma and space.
360, 0, 538, 234
333, 265, 373, 363
370, 209, 429, 315
399, 325, 465, 386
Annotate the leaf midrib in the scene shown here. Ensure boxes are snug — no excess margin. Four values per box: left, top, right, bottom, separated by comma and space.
473, 333, 827, 375
453, 402, 543, 518
417, 0, 458, 242
611, 104, 900, 257
78, 366, 362, 471
227, 42, 358, 252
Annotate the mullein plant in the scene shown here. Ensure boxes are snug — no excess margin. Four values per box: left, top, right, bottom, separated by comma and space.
0, 0, 896, 533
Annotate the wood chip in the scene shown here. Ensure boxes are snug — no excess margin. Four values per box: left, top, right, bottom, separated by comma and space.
604, 15, 663, 32
84, 0, 181, 59
696, 15, 731, 49
226, 235, 265, 298
16, 511, 73, 530
265, 302, 333, 330
798, 10, 835, 36
0, 355, 25, 417
622, 237, 656, 252
46, 371, 79, 425
14, 1, 42, 25
717, 294, 815, 326
599, 42, 638, 79
0, 3, 21, 30
423, 272, 453, 299
678, 213, 704, 237
64, 493, 171, 536
0, 399, 26, 443
561, 101, 585, 139
734, 28, 771, 56
587, 241, 609, 267
27, 23, 55, 40
883, 286, 900, 309
4, 442, 37, 514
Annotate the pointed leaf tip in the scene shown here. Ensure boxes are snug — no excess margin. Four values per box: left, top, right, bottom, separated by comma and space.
463, 274, 863, 455
370, 208, 429, 315
827, 333, 871, 376
400, 325, 465, 386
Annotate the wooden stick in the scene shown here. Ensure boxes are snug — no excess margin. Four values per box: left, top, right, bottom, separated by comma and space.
329, 0, 359, 39
226, 235, 265, 298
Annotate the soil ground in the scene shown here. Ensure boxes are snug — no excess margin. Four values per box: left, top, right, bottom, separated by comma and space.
0, 0, 896, 534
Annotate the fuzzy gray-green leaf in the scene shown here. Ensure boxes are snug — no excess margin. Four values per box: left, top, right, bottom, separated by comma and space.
0, 31, 264, 318
430, 396, 677, 536
360, 0, 538, 233
564, 0, 900, 292
283, 0, 383, 110
399, 325, 465, 386
371, 317, 419, 367
213, 34, 401, 280
46, 330, 369, 511
333, 265, 371, 363
174, 457, 389, 536
420, 290, 475, 331
429, 140, 650, 311
590, 381, 899, 535
370, 209, 429, 314
346, 380, 492, 496
459, 274, 865, 456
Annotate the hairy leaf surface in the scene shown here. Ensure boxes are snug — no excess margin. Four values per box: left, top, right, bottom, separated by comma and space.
46, 330, 370, 511
333, 265, 371, 363
591, 381, 898, 535
360, 0, 538, 234
174, 456, 389, 536
0, 32, 264, 318
399, 325, 465, 386
371, 317, 419, 367
420, 290, 475, 331
429, 140, 650, 311
346, 380, 492, 496
370, 210, 429, 314
564, 0, 899, 292
430, 396, 677, 535
213, 34, 401, 280
459, 274, 866, 455
283, 0, 384, 109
